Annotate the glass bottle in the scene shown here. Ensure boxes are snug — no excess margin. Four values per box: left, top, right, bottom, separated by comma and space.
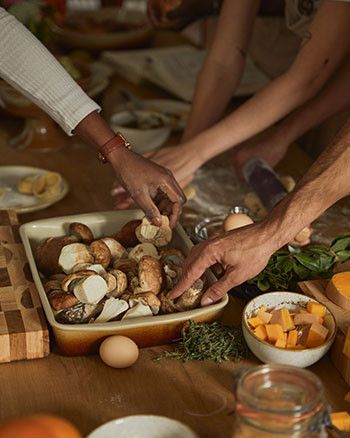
231, 364, 334, 438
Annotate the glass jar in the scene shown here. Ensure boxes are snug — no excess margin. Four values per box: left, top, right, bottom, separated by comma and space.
231, 365, 332, 438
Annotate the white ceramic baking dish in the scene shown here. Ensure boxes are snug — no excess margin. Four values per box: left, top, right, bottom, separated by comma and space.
20, 210, 228, 355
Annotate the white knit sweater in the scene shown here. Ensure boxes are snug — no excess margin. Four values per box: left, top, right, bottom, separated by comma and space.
0, 7, 100, 135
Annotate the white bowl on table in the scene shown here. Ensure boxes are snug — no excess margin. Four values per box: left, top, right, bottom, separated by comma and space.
110, 110, 171, 154
242, 291, 336, 368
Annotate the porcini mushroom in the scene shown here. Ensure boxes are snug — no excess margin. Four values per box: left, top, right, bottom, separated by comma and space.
72, 275, 108, 304
176, 279, 205, 311
108, 269, 128, 297
122, 301, 153, 319
61, 270, 97, 292
93, 297, 129, 323
135, 215, 172, 247
101, 237, 127, 262
58, 243, 93, 274
138, 256, 163, 295
129, 292, 161, 315
55, 303, 100, 324
68, 222, 94, 244
128, 243, 158, 263
89, 240, 111, 269
35, 235, 78, 276
114, 219, 141, 247
47, 290, 79, 311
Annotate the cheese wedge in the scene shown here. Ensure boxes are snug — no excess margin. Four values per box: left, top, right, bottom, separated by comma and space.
270, 308, 295, 332
343, 326, 350, 359
326, 272, 350, 309
306, 301, 326, 317
304, 323, 328, 348
265, 324, 284, 343
331, 411, 350, 432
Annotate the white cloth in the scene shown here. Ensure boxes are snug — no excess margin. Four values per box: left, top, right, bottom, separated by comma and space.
0, 7, 100, 135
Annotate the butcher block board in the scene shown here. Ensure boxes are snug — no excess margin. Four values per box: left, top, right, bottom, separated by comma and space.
298, 279, 350, 385
0, 210, 49, 363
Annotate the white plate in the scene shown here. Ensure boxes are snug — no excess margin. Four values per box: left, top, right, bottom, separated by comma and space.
0, 166, 69, 214
88, 415, 198, 438
142, 99, 190, 131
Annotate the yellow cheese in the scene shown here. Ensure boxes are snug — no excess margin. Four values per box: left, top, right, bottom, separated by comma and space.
275, 339, 286, 348
343, 326, 350, 359
286, 330, 298, 348
270, 308, 295, 332
304, 323, 328, 348
331, 411, 350, 432
247, 316, 263, 329
265, 324, 285, 343
306, 301, 326, 317
254, 325, 267, 341
257, 309, 272, 324
326, 272, 350, 309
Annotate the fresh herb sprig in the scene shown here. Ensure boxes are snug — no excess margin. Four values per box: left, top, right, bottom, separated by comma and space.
249, 233, 350, 292
155, 320, 250, 363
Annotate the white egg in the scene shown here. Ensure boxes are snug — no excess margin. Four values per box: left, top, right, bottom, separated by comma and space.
99, 335, 139, 368
223, 213, 254, 232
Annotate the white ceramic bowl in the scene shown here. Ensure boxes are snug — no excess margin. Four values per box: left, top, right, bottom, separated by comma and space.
242, 292, 336, 368
110, 110, 171, 153
88, 415, 198, 438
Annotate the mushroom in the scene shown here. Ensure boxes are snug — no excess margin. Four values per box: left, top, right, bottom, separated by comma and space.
89, 240, 111, 269
44, 279, 63, 294
101, 237, 127, 262
61, 270, 97, 292
108, 269, 128, 297
114, 219, 141, 247
138, 256, 163, 295
113, 258, 138, 275
159, 292, 178, 314
122, 301, 153, 319
135, 215, 172, 247
35, 235, 78, 276
72, 275, 108, 304
68, 222, 94, 244
128, 243, 158, 263
176, 279, 205, 311
58, 243, 93, 274
128, 273, 140, 292
129, 292, 161, 315
93, 298, 129, 323
160, 248, 185, 266
120, 290, 132, 302
55, 303, 100, 324
82, 263, 106, 276
103, 272, 118, 295
47, 290, 79, 311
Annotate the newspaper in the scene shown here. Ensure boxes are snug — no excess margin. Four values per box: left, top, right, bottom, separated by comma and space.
101, 45, 270, 102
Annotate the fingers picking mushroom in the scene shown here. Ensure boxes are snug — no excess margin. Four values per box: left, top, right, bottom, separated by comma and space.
175, 279, 205, 311
135, 215, 172, 247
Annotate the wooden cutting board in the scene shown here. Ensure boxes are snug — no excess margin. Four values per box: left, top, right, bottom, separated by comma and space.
0, 210, 49, 363
298, 279, 350, 385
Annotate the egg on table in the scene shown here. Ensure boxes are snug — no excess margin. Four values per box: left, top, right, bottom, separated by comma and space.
223, 213, 254, 232
99, 335, 139, 368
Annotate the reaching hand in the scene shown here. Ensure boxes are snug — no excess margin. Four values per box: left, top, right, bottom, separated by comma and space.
168, 222, 276, 305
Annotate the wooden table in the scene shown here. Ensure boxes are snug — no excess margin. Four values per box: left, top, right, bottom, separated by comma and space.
0, 75, 349, 438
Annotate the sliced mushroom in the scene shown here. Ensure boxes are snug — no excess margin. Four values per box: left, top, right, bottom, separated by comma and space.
58, 243, 93, 274
129, 292, 160, 315
55, 303, 100, 324
135, 215, 172, 247
159, 292, 178, 314
68, 222, 94, 244
101, 237, 127, 262
128, 274, 140, 292
108, 269, 128, 297
128, 243, 158, 263
103, 272, 118, 295
120, 290, 132, 302
47, 290, 79, 311
93, 298, 129, 323
176, 279, 205, 311
122, 301, 153, 319
61, 270, 97, 292
114, 219, 142, 248
35, 235, 78, 276
113, 258, 138, 275
83, 263, 106, 276
89, 240, 111, 269
138, 256, 163, 295
72, 275, 108, 304
44, 279, 63, 294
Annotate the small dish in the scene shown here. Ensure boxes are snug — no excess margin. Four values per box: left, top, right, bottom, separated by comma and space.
242, 292, 336, 368
110, 110, 171, 153
0, 166, 68, 214
87, 415, 198, 438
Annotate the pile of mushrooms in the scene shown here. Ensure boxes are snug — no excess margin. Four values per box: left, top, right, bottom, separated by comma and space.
35, 216, 205, 324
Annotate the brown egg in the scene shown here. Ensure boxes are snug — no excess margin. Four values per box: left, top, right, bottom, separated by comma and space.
223, 213, 254, 232
99, 335, 139, 368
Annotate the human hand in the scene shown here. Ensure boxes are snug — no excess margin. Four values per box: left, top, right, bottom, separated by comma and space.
147, 0, 213, 30
109, 147, 186, 227
168, 222, 277, 306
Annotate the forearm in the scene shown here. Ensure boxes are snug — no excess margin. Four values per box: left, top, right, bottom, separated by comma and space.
74, 111, 115, 148
0, 7, 99, 135
266, 120, 350, 249
273, 59, 350, 146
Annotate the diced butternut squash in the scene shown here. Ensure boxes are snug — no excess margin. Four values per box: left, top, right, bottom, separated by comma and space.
247, 316, 263, 329
270, 308, 295, 332
326, 272, 350, 310
331, 411, 350, 432
254, 325, 267, 341
343, 326, 350, 359
306, 301, 326, 317
293, 313, 322, 326
257, 309, 272, 324
259, 305, 267, 312
304, 323, 328, 348
265, 324, 285, 343
286, 330, 298, 348
275, 339, 286, 348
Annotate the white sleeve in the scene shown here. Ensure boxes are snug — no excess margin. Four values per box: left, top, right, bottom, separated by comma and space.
0, 7, 101, 135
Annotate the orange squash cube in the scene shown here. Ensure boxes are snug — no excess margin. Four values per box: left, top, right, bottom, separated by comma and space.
306, 301, 326, 317
265, 324, 285, 343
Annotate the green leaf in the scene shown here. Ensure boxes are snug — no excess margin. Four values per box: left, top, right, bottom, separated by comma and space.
335, 250, 350, 263
292, 261, 310, 279
331, 234, 350, 252
294, 254, 320, 271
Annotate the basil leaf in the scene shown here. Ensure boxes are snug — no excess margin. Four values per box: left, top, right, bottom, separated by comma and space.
292, 261, 310, 279
331, 234, 350, 252
335, 250, 350, 263
294, 254, 320, 271
257, 279, 270, 291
